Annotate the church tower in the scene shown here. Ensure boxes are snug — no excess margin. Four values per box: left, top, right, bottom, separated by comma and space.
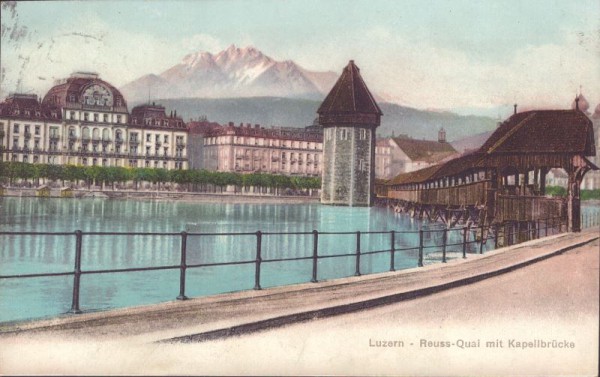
317, 60, 382, 206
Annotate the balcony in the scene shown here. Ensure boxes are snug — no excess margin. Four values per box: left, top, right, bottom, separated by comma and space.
68, 134, 78, 141
102, 138, 112, 145
129, 139, 139, 146
81, 136, 91, 143
115, 138, 124, 144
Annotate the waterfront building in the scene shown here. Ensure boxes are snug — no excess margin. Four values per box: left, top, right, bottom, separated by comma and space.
129, 104, 188, 169
0, 72, 188, 169
189, 121, 323, 176
375, 132, 458, 180
0, 93, 62, 164
318, 60, 382, 206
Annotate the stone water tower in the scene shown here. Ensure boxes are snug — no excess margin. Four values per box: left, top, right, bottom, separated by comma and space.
318, 60, 382, 206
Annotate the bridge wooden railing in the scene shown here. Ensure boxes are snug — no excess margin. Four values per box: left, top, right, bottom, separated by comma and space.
496, 195, 565, 222
387, 180, 490, 206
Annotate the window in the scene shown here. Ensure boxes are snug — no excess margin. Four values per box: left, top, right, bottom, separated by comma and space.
23, 155, 28, 163
84, 113, 89, 121
35, 125, 40, 135
145, 161, 150, 168
164, 147, 168, 156
70, 111, 76, 120
13, 138, 18, 149
155, 134, 160, 143
33, 155, 39, 163
340, 128, 347, 140
102, 159, 107, 166
164, 135, 168, 144
116, 115, 122, 123
13, 124, 19, 133
163, 161, 167, 168
69, 94, 76, 102
146, 146, 151, 155
103, 114, 108, 123
360, 129, 367, 140
94, 114, 99, 122
146, 134, 151, 142
130, 133, 138, 142
92, 158, 98, 166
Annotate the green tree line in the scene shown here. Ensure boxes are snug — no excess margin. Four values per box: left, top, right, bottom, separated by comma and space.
0, 161, 321, 193
545, 185, 600, 201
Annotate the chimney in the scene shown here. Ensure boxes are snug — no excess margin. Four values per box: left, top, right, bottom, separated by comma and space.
170, 110, 173, 118
575, 96, 580, 111
255, 124, 260, 128
229, 121, 234, 127
246, 123, 251, 127
513, 104, 517, 114
174, 110, 177, 118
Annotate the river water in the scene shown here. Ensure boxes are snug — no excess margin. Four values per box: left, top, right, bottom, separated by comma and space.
0, 197, 597, 323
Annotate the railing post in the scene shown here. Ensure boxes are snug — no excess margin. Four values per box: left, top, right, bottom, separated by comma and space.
442, 228, 447, 263
311, 230, 318, 283
493, 224, 499, 249
479, 224, 484, 254
536, 219, 540, 239
390, 231, 396, 271
69, 230, 83, 314
545, 217, 549, 237
177, 231, 188, 300
462, 226, 467, 258
418, 229, 424, 267
254, 231, 262, 290
355, 231, 361, 276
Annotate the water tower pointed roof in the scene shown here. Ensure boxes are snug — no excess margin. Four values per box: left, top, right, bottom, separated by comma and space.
317, 60, 382, 126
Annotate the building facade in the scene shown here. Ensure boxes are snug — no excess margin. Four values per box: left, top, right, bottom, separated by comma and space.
375, 133, 459, 180
318, 60, 382, 206
189, 121, 323, 176
0, 72, 188, 169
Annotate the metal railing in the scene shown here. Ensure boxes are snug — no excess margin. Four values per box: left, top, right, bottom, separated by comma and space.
0, 216, 572, 315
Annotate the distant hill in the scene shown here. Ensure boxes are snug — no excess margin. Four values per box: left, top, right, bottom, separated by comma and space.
451, 130, 495, 153
146, 97, 498, 142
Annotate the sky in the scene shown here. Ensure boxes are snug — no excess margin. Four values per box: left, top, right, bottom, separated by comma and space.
1, 0, 599, 116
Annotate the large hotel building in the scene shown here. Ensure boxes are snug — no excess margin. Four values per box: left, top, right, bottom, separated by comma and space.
0, 72, 188, 169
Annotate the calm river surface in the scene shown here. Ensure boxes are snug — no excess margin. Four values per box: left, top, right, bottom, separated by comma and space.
1, 197, 596, 323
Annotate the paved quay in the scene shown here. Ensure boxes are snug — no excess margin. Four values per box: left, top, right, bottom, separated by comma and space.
1, 227, 597, 344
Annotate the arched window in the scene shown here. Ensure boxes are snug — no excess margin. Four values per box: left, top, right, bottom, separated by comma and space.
82, 127, 90, 139
102, 128, 110, 141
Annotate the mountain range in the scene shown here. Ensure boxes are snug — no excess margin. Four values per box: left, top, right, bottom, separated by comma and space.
152, 97, 498, 142
121, 45, 340, 103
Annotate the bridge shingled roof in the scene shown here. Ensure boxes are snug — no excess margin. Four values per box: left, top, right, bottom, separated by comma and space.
317, 60, 382, 116
386, 109, 595, 186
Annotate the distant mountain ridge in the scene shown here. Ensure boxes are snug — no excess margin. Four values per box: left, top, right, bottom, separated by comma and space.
121, 45, 340, 103
148, 97, 498, 142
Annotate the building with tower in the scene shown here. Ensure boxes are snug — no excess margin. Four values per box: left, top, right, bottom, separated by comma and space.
318, 60, 382, 206
0, 72, 188, 169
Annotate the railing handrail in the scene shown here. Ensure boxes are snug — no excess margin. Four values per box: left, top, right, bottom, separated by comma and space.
0, 214, 578, 318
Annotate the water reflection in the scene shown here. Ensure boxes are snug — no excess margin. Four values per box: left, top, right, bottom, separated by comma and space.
3, 197, 593, 323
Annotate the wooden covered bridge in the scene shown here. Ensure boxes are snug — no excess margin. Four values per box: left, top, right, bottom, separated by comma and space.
376, 106, 597, 238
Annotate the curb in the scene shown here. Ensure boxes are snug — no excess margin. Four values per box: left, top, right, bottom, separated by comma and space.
160, 233, 599, 344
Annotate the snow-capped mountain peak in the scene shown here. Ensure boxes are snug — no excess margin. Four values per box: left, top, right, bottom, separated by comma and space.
121, 45, 339, 102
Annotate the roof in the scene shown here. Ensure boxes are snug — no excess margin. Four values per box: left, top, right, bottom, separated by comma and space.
0, 93, 62, 121
42, 73, 128, 113
480, 110, 595, 155
386, 109, 596, 186
130, 104, 186, 130
317, 60, 382, 126
392, 137, 458, 163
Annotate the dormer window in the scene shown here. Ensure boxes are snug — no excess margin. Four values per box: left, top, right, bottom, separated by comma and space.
25, 110, 31, 116
69, 94, 76, 102
35, 111, 41, 117
116, 98, 122, 107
